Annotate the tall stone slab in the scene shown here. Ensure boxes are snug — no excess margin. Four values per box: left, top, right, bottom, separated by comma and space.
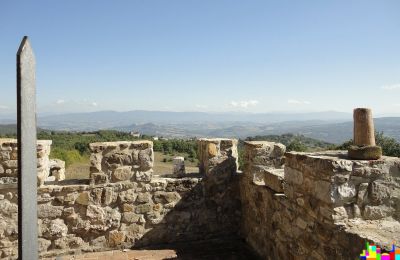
17, 36, 38, 259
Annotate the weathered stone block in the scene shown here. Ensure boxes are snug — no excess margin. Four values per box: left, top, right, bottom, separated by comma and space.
91, 172, 108, 184
136, 192, 152, 203
284, 166, 303, 186
123, 223, 145, 242
54, 236, 86, 249
122, 212, 141, 223
363, 205, 393, 220
38, 204, 63, 219
38, 238, 51, 252
314, 180, 332, 204
42, 219, 68, 239
335, 182, 356, 204
264, 168, 284, 193
76, 191, 90, 205
118, 189, 137, 203
122, 203, 134, 212
108, 230, 126, 247
102, 187, 115, 205
368, 181, 390, 205
112, 166, 133, 182
134, 203, 152, 214
91, 235, 107, 248
135, 170, 152, 182
208, 143, 218, 157
153, 191, 181, 204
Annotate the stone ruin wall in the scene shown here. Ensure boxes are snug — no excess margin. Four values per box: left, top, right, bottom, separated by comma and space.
1, 137, 400, 259
0, 139, 65, 186
0, 139, 241, 259
241, 141, 400, 259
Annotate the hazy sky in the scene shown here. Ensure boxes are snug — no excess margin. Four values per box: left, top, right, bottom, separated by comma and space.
1, 1, 400, 115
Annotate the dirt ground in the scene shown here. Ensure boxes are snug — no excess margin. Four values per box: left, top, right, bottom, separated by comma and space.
48, 239, 260, 260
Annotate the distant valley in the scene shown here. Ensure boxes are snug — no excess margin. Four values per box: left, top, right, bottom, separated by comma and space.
1, 110, 399, 144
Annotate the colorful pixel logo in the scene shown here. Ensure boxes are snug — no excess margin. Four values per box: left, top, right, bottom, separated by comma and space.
360, 242, 400, 260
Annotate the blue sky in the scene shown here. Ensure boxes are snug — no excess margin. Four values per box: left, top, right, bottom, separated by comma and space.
1, 0, 400, 115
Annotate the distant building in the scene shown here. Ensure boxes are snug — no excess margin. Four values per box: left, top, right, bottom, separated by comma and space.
152, 136, 159, 141
130, 131, 141, 138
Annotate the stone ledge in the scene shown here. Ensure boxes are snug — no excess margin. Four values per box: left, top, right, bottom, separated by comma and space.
264, 168, 284, 193
89, 140, 153, 151
198, 138, 237, 142
249, 165, 284, 193
0, 138, 52, 146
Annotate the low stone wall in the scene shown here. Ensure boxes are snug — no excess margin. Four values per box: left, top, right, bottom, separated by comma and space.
0, 139, 241, 259
240, 141, 400, 259
89, 141, 154, 184
0, 138, 52, 185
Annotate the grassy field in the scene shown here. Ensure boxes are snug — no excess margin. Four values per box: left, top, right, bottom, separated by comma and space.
65, 151, 199, 179
153, 152, 199, 176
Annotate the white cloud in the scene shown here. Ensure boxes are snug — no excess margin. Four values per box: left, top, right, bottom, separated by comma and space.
56, 99, 65, 105
195, 104, 208, 109
381, 84, 400, 90
394, 104, 400, 107
229, 100, 259, 108
91, 102, 98, 107
287, 99, 311, 105
0, 105, 9, 110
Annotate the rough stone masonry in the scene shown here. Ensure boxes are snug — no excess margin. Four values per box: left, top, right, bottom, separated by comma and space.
0, 139, 52, 186
241, 141, 400, 259
0, 139, 240, 259
0, 138, 399, 259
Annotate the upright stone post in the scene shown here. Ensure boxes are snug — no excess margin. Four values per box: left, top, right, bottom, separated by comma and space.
17, 36, 38, 259
173, 156, 185, 176
348, 108, 382, 160
353, 108, 376, 146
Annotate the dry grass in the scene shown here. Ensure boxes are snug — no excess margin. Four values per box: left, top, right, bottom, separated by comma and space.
65, 152, 199, 179
65, 162, 90, 179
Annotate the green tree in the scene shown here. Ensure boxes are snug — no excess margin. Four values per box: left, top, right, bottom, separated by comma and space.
287, 139, 307, 152
335, 132, 400, 157
375, 132, 400, 157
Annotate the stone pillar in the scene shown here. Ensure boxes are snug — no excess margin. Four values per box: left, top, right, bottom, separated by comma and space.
348, 108, 382, 160
173, 156, 185, 176
197, 138, 238, 176
353, 108, 376, 146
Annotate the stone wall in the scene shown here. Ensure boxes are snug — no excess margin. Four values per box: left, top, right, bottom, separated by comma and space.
0, 139, 241, 259
0, 138, 52, 185
89, 141, 154, 184
240, 141, 400, 259
2, 137, 399, 259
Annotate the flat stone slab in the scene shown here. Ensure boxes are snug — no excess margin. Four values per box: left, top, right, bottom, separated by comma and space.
251, 165, 284, 193
348, 145, 382, 160
264, 168, 284, 193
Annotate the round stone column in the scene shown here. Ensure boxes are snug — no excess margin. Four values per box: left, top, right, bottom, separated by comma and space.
348, 108, 382, 160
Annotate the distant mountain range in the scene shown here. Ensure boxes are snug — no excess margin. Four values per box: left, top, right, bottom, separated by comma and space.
0, 110, 399, 144
114, 117, 400, 144
0, 110, 352, 126
31, 110, 353, 130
